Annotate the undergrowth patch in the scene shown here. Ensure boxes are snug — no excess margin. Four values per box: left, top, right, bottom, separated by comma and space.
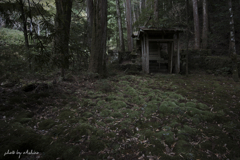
1, 72, 240, 159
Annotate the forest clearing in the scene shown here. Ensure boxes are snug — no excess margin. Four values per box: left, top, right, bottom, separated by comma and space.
1, 70, 240, 160
1, 0, 240, 159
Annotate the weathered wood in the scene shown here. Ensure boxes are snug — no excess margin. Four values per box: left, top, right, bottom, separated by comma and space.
133, 28, 184, 74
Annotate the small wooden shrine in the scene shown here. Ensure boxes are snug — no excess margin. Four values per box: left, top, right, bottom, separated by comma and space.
132, 27, 184, 74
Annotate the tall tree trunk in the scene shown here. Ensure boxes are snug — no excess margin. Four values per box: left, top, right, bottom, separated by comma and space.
186, 0, 189, 76
37, 21, 40, 35
192, 0, 200, 49
229, 0, 239, 82
27, 0, 33, 35
133, 4, 136, 25
19, 0, 29, 49
19, 0, 30, 69
88, 0, 108, 76
135, 4, 140, 21
126, 0, 133, 51
140, 0, 145, 13
116, 0, 125, 52
0, 14, 3, 28
87, 0, 93, 51
202, 0, 208, 49
154, 0, 158, 22
54, 0, 73, 79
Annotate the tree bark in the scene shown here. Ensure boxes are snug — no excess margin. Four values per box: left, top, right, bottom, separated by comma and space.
18, 0, 30, 69
27, 0, 33, 35
126, 0, 133, 51
186, 0, 189, 76
54, 0, 73, 78
192, 0, 200, 49
154, 0, 158, 22
135, 4, 140, 21
37, 21, 40, 35
0, 14, 3, 28
202, 0, 208, 49
133, 3, 136, 24
87, 0, 93, 51
116, 0, 125, 52
140, 0, 145, 13
19, 0, 29, 50
88, 0, 108, 76
228, 0, 239, 82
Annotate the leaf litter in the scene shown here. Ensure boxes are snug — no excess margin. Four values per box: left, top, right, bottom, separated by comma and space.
0, 71, 240, 159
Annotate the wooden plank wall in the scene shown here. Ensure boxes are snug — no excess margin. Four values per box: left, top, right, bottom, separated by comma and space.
140, 31, 181, 74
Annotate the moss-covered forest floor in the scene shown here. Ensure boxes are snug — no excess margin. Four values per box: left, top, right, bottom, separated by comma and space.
0, 70, 240, 160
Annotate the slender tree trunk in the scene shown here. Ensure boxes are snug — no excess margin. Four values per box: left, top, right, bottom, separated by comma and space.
229, 0, 239, 82
126, 0, 133, 51
19, 0, 29, 49
140, 0, 145, 13
88, 0, 108, 76
154, 0, 158, 22
202, 0, 208, 49
116, 0, 125, 52
122, 1, 126, 19
133, 4, 136, 24
37, 21, 40, 35
27, 0, 33, 34
186, 0, 189, 75
54, 0, 73, 79
19, 0, 30, 69
87, 0, 93, 51
192, 0, 200, 49
135, 4, 140, 21
0, 14, 2, 28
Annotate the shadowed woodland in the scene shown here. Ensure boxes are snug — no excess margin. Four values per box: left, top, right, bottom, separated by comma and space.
0, 0, 240, 160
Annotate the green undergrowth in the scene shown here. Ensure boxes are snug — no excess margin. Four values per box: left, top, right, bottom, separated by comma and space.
1, 72, 240, 159
0, 28, 24, 45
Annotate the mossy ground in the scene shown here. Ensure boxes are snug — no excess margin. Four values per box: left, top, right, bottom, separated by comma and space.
0, 70, 240, 160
